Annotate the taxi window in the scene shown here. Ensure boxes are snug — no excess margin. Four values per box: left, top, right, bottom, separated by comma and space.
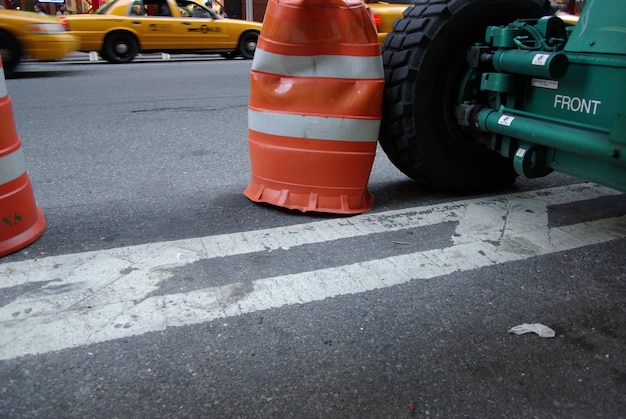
129, 0, 147, 16
96, 0, 118, 14
131, 0, 172, 16
175, 0, 215, 18
153, 0, 172, 16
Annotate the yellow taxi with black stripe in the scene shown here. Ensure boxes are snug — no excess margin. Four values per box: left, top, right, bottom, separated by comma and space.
59, 0, 263, 63
0, 9, 79, 75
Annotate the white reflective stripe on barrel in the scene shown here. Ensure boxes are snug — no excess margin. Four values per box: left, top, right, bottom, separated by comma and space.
0, 148, 26, 185
248, 109, 380, 142
0, 70, 6, 98
251, 49, 383, 79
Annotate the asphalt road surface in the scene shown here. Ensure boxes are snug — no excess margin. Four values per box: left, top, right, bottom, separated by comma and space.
1, 54, 625, 418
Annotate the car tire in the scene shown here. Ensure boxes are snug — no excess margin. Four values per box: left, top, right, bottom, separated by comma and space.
0, 30, 21, 76
379, 0, 552, 193
237, 31, 258, 59
102, 32, 139, 64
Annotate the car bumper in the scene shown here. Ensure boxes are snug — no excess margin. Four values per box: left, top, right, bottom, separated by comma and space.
23, 33, 80, 61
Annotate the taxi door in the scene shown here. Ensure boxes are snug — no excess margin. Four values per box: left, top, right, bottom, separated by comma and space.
127, 0, 179, 50
173, 0, 222, 49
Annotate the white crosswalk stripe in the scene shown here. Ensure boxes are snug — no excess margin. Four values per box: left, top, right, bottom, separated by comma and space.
0, 183, 624, 360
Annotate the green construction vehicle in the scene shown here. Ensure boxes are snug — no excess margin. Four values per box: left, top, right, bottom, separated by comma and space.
379, 0, 625, 192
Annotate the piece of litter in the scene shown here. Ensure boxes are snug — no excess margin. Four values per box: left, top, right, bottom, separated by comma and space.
508, 323, 556, 338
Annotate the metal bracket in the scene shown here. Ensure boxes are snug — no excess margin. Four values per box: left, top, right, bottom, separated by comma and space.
513, 143, 553, 178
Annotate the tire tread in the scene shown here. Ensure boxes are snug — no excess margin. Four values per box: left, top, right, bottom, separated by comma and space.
379, 0, 551, 192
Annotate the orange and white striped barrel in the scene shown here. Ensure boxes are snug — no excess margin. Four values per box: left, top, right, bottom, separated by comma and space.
244, 0, 384, 214
0, 58, 45, 257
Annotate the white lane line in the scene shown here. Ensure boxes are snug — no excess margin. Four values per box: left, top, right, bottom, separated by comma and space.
1, 182, 614, 289
0, 183, 623, 360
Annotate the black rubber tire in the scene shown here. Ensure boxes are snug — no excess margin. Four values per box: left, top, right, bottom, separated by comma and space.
237, 31, 258, 59
0, 30, 21, 76
102, 32, 139, 63
380, 0, 553, 193
99, 47, 112, 62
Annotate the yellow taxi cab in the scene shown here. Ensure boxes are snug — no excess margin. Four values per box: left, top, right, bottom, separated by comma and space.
0, 9, 79, 75
59, 0, 263, 63
365, 0, 414, 46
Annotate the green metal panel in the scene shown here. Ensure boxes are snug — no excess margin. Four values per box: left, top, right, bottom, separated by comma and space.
611, 114, 626, 144
564, 0, 626, 55
519, 55, 626, 131
549, 150, 626, 192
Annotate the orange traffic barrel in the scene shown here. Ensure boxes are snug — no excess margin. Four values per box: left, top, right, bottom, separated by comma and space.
244, 0, 384, 214
0, 58, 45, 257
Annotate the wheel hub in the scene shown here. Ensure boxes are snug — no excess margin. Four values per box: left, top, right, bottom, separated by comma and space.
115, 43, 129, 55
245, 41, 256, 53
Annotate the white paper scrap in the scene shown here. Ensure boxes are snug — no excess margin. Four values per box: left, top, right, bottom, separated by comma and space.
508, 323, 556, 338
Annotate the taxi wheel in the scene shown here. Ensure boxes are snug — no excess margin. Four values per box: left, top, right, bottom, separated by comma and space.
0, 31, 21, 76
238, 31, 258, 60
103, 32, 138, 64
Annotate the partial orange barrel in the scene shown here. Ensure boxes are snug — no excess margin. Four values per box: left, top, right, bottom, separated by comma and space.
244, 0, 384, 214
0, 58, 45, 257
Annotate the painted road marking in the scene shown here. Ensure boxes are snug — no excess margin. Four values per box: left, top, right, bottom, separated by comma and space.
0, 183, 624, 360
